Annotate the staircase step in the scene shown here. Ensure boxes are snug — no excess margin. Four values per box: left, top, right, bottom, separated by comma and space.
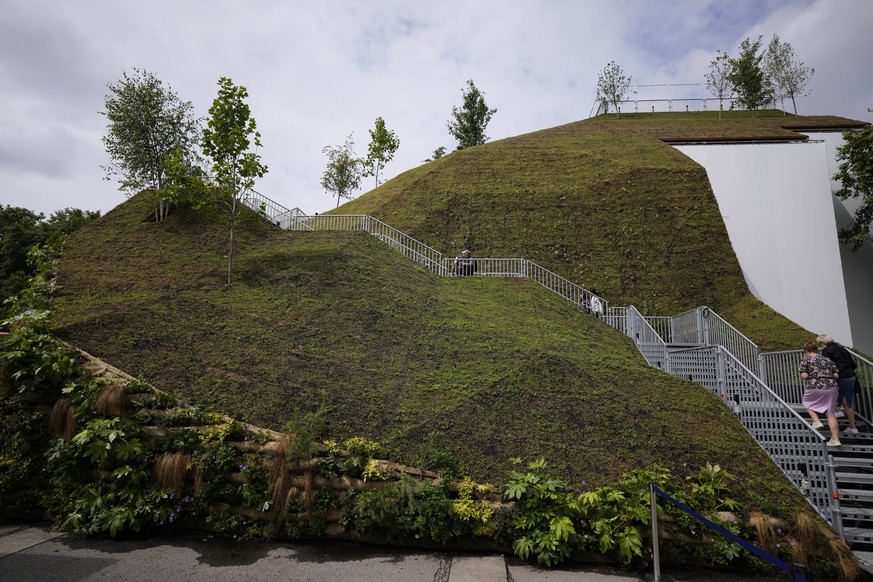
834, 457, 873, 469
839, 488, 873, 502
841, 507, 873, 521
843, 527, 873, 544
836, 472, 873, 485
852, 550, 873, 573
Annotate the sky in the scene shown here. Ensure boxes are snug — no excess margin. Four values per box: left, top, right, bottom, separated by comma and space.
1, 0, 872, 218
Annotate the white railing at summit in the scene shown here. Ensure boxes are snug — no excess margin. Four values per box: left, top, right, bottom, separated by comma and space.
670, 345, 842, 533
761, 348, 873, 424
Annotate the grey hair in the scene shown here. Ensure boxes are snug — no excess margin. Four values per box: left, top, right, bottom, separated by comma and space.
816, 334, 834, 347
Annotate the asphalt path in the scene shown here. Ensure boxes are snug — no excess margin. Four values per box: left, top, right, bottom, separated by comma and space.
0, 521, 788, 582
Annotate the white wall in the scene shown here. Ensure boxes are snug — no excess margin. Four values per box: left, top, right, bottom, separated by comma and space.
674, 140, 860, 351
806, 131, 873, 355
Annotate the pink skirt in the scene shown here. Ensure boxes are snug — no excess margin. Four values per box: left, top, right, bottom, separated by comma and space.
803, 388, 838, 416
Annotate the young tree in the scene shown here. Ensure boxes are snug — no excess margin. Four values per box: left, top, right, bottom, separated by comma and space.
833, 125, 873, 251
595, 61, 632, 118
101, 69, 201, 222
364, 117, 400, 188
423, 146, 447, 163
764, 34, 814, 115
705, 50, 732, 119
200, 77, 268, 286
321, 134, 363, 208
447, 80, 497, 150
727, 37, 772, 115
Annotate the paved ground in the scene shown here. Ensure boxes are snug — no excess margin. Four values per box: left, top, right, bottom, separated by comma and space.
0, 522, 788, 581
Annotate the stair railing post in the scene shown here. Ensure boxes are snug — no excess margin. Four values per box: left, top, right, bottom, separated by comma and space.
650, 482, 662, 582
715, 346, 727, 401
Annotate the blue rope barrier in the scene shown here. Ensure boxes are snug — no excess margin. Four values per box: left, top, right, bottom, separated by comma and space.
652, 485, 808, 582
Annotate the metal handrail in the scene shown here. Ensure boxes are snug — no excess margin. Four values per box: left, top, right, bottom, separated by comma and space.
625, 306, 669, 372
283, 213, 608, 314
671, 345, 840, 532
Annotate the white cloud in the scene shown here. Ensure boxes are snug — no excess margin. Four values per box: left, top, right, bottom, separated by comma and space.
0, 0, 870, 216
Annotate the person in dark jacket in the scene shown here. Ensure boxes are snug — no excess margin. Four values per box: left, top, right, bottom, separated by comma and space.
818, 334, 859, 435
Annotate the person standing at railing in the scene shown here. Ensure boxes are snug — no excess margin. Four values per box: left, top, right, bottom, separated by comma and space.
800, 340, 842, 447
452, 249, 477, 277
817, 334, 860, 435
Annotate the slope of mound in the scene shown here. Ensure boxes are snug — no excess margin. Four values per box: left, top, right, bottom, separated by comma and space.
337, 111, 863, 350
53, 192, 801, 510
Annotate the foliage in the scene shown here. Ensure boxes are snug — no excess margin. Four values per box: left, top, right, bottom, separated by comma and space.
705, 51, 732, 119
728, 37, 772, 114
507, 458, 672, 567
321, 134, 363, 208
833, 125, 873, 250
100, 68, 201, 222
0, 206, 98, 309
686, 462, 739, 512
447, 80, 496, 150
595, 61, 632, 118
763, 34, 814, 115
424, 146, 447, 162
283, 393, 328, 461
200, 76, 269, 286
346, 475, 478, 544
239, 453, 272, 512
364, 117, 400, 188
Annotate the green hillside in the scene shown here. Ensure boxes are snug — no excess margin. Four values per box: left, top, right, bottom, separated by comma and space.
337, 110, 864, 350
53, 192, 801, 511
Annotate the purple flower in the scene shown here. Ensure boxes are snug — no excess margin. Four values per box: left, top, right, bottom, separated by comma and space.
776, 543, 781, 548
239, 464, 246, 471
583, 534, 588, 539
169, 513, 176, 523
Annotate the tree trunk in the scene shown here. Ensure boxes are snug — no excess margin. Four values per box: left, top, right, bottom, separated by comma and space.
228, 197, 236, 286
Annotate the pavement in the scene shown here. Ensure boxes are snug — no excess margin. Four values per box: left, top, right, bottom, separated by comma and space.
0, 521, 787, 581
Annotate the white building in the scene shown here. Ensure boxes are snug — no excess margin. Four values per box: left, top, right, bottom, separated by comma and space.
672, 125, 873, 355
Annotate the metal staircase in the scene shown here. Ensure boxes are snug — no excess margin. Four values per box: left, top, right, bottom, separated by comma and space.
248, 192, 873, 569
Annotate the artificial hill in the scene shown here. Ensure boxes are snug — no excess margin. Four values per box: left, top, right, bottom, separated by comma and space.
53, 192, 804, 514
52, 110, 864, 516
337, 110, 865, 351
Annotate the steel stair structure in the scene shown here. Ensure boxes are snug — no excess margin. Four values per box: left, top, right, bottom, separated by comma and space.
247, 190, 873, 571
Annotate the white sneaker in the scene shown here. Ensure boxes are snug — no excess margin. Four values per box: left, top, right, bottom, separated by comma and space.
812, 421, 824, 429
844, 427, 860, 435
827, 439, 842, 447
835, 411, 845, 418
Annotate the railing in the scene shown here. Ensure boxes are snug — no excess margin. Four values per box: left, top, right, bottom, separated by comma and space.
625, 306, 668, 372
247, 190, 306, 229
705, 308, 760, 373
284, 213, 608, 314
670, 346, 841, 532
761, 348, 873, 424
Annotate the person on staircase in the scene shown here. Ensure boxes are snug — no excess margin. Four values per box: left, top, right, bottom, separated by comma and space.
452, 249, 477, 277
817, 334, 859, 435
800, 340, 842, 447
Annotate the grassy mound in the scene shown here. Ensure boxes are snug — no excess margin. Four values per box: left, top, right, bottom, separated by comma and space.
54, 192, 801, 512
337, 110, 863, 350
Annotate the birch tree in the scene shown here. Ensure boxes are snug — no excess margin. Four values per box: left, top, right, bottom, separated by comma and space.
364, 117, 400, 188
595, 61, 632, 118
705, 50, 732, 119
321, 135, 363, 208
101, 69, 200, 222
764, 34, 814, 115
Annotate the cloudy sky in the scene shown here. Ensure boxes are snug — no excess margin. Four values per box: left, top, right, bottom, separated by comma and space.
1, 0, 871, 217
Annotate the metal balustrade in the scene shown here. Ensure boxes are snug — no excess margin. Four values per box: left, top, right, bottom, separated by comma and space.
626, 306, 669, 372
668, 345, 841, 532
761, 348, 873, 424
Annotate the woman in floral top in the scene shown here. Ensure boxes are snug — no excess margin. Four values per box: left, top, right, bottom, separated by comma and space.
800, 340, 841, 446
